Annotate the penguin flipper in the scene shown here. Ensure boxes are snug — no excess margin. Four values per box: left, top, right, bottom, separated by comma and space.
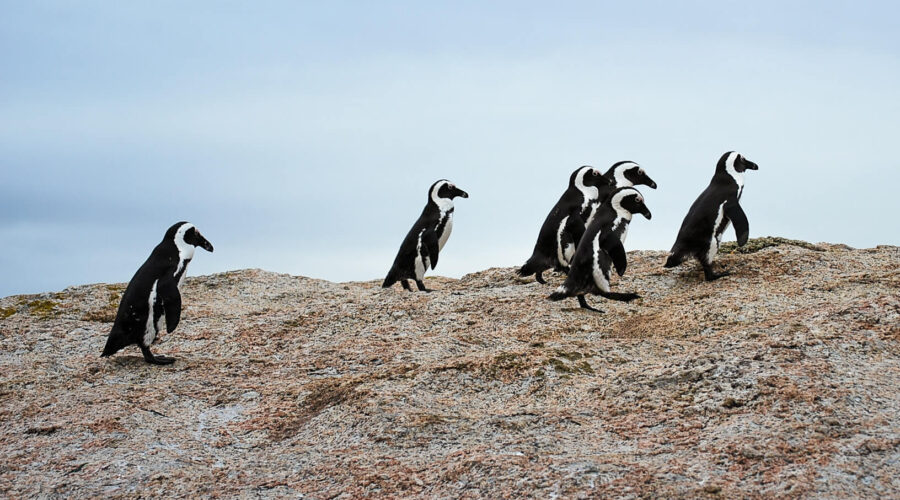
158, 277, 182, 333
724, 198, 749, 246
599, 234, 628, 276
423, 229, 440, 270
566, 211, 586, 244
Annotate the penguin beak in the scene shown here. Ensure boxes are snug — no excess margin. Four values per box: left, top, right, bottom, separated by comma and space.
455, 188, 469, 199
645, 177, 658, 189
641, 207, 652, 220
198, 237, 214, 252
744, 160, 759, 171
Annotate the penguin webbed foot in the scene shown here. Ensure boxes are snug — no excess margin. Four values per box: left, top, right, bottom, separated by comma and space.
415, 280, 434, 293
577, 295, 603, 313
140, 346, 175, 365
151, 355, 176, 365
401, 280, 413, 292
701, 261, 731, 281
535, 272, 547, 285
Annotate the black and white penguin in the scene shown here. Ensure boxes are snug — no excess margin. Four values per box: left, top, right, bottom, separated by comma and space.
382, 180, 468, 292
518, 166, 610, 284
549, 187, 652, 312
101, 222, 214, 364
585, 161, 658, 226
664, 151, 758, 281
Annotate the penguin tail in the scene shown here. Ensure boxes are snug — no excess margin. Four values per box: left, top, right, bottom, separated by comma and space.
517, 256, 544, 278
663, 253, 682, 268
101, 330, 127, 357
382, 268, 399, 289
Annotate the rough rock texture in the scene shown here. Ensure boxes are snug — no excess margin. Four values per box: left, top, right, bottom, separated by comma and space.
1, 239, 898, 498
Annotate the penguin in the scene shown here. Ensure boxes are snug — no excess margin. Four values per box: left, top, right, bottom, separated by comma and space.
518, 166, 610, 284
585, 161, 658, 227
549, 187, 652, 312
664, 151, 758, 281
101, 222, 214, 364
382, 180, 468, 292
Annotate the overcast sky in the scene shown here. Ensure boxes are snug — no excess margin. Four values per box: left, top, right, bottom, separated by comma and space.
1, 1, 898, 296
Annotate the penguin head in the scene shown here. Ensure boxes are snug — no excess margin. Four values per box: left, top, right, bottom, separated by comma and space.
718, 151, 759, 173
610, 187, 652, 220
167, 222, 214, 253
429, 180, 468, 210
570, 166, 609, 192
609, 161, 657, 189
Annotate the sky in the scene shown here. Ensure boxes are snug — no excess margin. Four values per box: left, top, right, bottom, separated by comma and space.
1, 1, 899, 296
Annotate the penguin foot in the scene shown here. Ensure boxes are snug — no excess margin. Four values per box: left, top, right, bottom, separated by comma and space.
577, 295, 604, 313
415, 280, 434, 293
701, 262, 731, 281
704, 270, 731, 281
401, 280, 413, 291
535, 272, 547, 285
141, 346, 175, 365
148, 355, 176, 365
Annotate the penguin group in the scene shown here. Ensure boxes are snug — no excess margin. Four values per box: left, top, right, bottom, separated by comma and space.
101, 151, 757, 364
528, 151, 757, 311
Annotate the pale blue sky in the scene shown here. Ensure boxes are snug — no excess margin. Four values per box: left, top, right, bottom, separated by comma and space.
2, 1, 899, 296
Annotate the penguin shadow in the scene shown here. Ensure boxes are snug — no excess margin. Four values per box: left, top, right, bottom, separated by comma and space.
667, 261, 748, 284
558, 295, 647, 314
107, 355, 182, 369
514, 271, 568, 287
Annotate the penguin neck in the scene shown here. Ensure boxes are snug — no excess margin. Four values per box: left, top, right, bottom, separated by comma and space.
173, 224, 196, 275
574, 170, 599, 206
613, 167, 633, 188
610, 193, 634, 222
430, 192, 454, 213
723, 153, 744, 191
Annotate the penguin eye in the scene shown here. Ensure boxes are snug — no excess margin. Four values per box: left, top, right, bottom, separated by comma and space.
638, 168, 644, 175
592, 170, 599, 176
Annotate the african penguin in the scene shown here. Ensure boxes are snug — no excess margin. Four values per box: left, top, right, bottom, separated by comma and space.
382, 180, 468, 292
518, 166, 610, 284
549, 187, 652, 313
664, 151, 758, 281
101, 222, 214, 364
585, 161, 657, 227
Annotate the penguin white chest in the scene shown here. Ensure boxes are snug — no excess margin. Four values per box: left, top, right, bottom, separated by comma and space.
176, 260, 191, 289
590, 232, 612, 293
556, 216, 575, 267
708, 203, 728, 262
438, 212, 453, 251
415, 229, 430, 280
143, 281, 159, 346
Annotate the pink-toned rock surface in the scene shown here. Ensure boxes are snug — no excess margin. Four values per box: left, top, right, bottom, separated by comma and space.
1, 239, 898, 498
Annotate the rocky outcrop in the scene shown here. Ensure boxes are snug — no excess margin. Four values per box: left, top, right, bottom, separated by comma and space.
1, 239, 898, 497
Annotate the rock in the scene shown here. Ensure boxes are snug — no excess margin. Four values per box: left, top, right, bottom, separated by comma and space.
0, 239, 899, 497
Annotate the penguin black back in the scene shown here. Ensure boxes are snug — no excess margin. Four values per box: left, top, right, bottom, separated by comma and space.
383, 180, 468, 292
550, 187, 652, 312
664, 151, 759, 281
101, 221, 214, 364
518, 166, 609, 284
